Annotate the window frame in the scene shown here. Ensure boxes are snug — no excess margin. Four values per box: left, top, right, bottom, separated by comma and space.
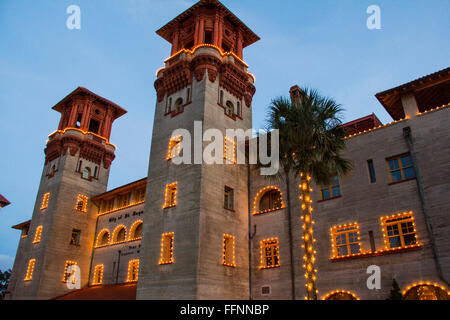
380, 212, 419, 249
75, 194, 88, 213
92, 264, 104, 285
40, 192, 50, 210
320, 176, 341, 201
159, 232, 175, 265
24, 258, 36, 281
259, 238, 280, 269
330, 223, 362, 258
62, 261, 78, 283
126, 259, 140, 283
163, 183, 177, 209
223, 234, 236, 267
224, 186, 234, 211
33, 226, 43, 244
386, 153, 416, 184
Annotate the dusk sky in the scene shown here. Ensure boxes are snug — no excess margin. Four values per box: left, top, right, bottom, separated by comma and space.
0, 0, 449, 270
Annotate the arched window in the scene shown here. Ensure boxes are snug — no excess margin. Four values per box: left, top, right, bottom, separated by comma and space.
112, 225, 127, 243
225, 101, 234, 116
175, 98, 183, 113
129, 220, 143, 240
403, 283, 449, 300
255, 188, 284, 214
96, 229, 110, 247
323, 290, 359, 300
82, 167, 91, 179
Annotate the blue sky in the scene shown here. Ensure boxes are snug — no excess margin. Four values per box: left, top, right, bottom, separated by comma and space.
0, 0, 449, 270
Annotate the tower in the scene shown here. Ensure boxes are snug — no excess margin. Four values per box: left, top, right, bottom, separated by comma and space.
138, 0, 259, 299
7, 87, 126, 299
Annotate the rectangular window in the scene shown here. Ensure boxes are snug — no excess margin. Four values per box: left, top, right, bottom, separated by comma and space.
92, 265, 104, 285
260, 238, 280, 269
70, 229, 81, 246
224, 186, 234, 211
331, 223, 362, 257
224, 136, 237, 164
387, 154, 416, 183
223, 234, 236, 267
159, 232, 174, 265
75, 194, 88, 212
24, 259, 36, 281
40, 192, 50, 210
127, 260, 139, 282
320, 176, 341, 200
163, 183, 177, 208
33, 226, 43, 244
367, 159, 376, 183
369, 230, 376, 252
62, 261, 77, 283
381, 212, 418, 249
167, 136, 182, 160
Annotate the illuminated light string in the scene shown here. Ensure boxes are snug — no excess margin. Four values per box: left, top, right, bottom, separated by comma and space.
24, 259, 36, 281
95, 221, 144, 248
329, 222, 362, 259
33, 226, 43, 244
401, 281, 449, 296
98, 200, 145, 216
343, 118, 408, 140
166, 135, 182, 160
62, 260, 77, 283
163, 182, 178, 209
252, 186, 285, 215
75, 194, 89, 213
92, 264, 104, 285
126, 259, 140, 283
223, 234, 236, 267
159, 232, 175, 265
95, 228, 111, 248
259, 238, 280, 270
40, 192, 50, 210
223, 136, 237, 164
321, 290, 360, 300
299, 172, 318, 300
416, 102, 450, 116
380, 211, 420, 250
47, 127, 117, 150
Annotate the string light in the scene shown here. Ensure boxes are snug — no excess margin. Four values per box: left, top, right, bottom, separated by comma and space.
99, 199, 145, 216
95, 229, 111, 248
416, 102, 449, 116
223, 234, 236, 267
40, 192, 50, 210
402, 281, 449, 297
330, 223, 362, 259
252, 186, 285, 215
47, 127, 117, 150
24, 259, 36, 281
343, 118, 408, 140
223, 136, 237, 164
380, 211, 420, 250
129, 220, 143, 241
126, 259, 140, 282
75, 194, 88, 213
32, 226, 43, 244
92, 265, 104, 285
163, 182, 178, 209
159, 232, 175, 265
62, 261, 77, 283
166, 135, 182, 160
321, 290, 360, 300
259, 238, 280, 270
111, 225, 127, 244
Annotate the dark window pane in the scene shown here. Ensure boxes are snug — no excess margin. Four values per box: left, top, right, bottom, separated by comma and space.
391, 170, 402, 182
389, 236, 402, 248
337, 246, 348, 256
333, 176, 339, 185
322, 189, 330, 200
348, 232, 358, 243
387, 224, 399, 236
350, 243, 360, 254
401, 155, 412, 167
332, 186, 341, 197
368, 160, 376, 183
403, 167, 416, 179
336, 234, 346, 245
403, 234, 416, 246
389, 159, 400, 170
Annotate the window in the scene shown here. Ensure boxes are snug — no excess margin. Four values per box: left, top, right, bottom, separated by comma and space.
78, 160, 83, 172
159, 232, 174, 264
127, 259, 139, 282
24, 259, 36, 281
224, 136, 236, 163
92, 265, 103, 285
167, 136, 182, 160
33, 226, 43, 244
62, 261, 77, 283
70, 229, 81, 246
96, 229, 110, 247
163, 183, 177, 208
82, 167, 91, 180
75, 194, 88, 212
21, 225, 29, 239
367, 159, 376, 183
259, 189, 283, 212
101, 198, 115, 214
225, 101, 234, 116
387, 154, 416, 183
369, 231, 376, 252
175, 98, 183, 113
331, 223, 361, 257
220, 90, 224, 105
130, 220, 143, 240
88, 119, 100, 134
186, 88, 190, 102
260, 238, 280, 269
381, 212, 418, 249
237, 101, 241, 117
224, 186, 234, 210
223, 234, 236, 267
135, 188, 146, 203
75, 113, 82, 128
320, 176, 341, 200
112, 225, 127, 243
93, 166, 98, 179
167, 97, 172, 113
40, 192, 50, 210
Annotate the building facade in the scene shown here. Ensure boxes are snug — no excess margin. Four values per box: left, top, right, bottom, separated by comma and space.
6, 0, 450, 300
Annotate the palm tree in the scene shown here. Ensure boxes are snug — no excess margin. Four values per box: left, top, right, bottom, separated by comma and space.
264, 87, 352, 300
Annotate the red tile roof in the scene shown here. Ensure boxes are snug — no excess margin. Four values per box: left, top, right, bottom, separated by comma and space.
0, 194, 11, 208
342, 114, 383, 135
54, 283, 137, 300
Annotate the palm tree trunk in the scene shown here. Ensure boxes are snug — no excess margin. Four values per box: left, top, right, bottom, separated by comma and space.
285, 169, 296, 300
300, 173, 318, 300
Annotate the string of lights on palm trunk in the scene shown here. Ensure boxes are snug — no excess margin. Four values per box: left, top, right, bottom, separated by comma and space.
300, 173, 318, 300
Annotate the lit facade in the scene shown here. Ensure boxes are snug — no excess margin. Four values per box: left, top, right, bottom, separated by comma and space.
6, 0, 449, 300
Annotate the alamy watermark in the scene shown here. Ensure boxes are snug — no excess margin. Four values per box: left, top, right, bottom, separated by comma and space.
66, 5, 81, 30
367, 5, 381, 30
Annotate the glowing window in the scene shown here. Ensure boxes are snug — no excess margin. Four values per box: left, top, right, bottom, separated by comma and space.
96, 229, 110, 247
223, 234, 236, 267
159, 232, 174, 265
112, 225, 127, 243
320, 176, 341, 200
163, 183, 177, 208
260, 238, 280, 269
387, 154, 416, 183
92, 265, 104, 285
75, 194, 88, 212
381, 212, 418, 249
24, 259, 36, 281
331, 223, 361, 257
33, 226, 43, 244
259, 190, 283, 212
62, 261, 77, 283
223, 136, 236, 163
129, 220, 143, 240
167, 136, 182, 160
40, 192, 50, 210
127, 259, 139, 282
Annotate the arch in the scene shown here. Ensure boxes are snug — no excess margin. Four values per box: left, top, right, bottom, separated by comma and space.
96, 229, 111, 247
253, 186, 285, 215
402, 282, 449, 300
112, 225, 127, 243
322, 290, 360, 300
129, 220, 143, 240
